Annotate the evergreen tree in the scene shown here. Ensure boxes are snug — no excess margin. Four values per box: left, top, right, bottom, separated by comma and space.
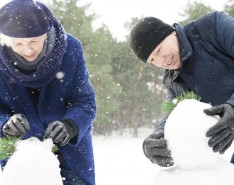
224, 0, 234, 16
45, 0, 122, 135
179, 1, 214, 25
111, 18, 166, 137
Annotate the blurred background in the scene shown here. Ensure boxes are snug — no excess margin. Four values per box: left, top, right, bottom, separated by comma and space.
1, 1, 234, 184
32, 0, 232, 137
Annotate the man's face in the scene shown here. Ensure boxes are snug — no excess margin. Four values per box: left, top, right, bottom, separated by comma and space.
147, 31, 180, 70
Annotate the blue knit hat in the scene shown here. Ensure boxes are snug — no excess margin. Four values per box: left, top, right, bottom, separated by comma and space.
0, 0, 54, 38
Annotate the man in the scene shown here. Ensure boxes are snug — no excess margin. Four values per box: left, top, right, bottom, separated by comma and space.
129, 11, 234, 167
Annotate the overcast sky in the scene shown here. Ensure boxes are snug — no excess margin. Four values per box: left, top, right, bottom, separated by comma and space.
80, 0, 228, 41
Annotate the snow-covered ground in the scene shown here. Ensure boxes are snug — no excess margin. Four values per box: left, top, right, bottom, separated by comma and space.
0, 126, 233, 185
93, 128, 158, 185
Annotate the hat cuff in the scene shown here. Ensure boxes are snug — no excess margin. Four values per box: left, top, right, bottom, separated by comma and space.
0, 27, 52, 38
137, 26, 174, 62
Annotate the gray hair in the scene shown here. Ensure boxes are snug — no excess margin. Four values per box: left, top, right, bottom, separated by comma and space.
0, 33, 47, 47
0, 33, 11, 46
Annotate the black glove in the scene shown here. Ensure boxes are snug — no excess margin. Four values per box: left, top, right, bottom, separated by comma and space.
204, 104, 234, 154
143, 131, 174, 167
44, 120, 78, 146
2, 113, 30, 137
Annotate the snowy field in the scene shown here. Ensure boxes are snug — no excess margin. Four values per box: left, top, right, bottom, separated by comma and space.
93, 127, 234, 185
1, 126, 234, 185
93, 128, 158, 185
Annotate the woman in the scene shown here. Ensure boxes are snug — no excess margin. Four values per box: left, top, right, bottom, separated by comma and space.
0, 0, 96, 185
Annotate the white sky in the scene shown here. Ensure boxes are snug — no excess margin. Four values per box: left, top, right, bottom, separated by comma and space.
0, 0, 228, 41
80, 0, 228, 41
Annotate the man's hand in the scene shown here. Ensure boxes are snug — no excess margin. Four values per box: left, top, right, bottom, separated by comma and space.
143, 131, 174, 167
44, 120, 77, 146
2, 114, 30, 137
204, 104, 234, 154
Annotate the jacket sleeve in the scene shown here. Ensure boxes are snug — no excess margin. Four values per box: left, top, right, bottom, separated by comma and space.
213, 12, 234, 105
63, 45, 96, 145
213, 11, 234, 59
0, 98, 11, 137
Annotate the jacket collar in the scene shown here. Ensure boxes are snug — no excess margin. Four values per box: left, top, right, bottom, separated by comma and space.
174, 23, 193, 67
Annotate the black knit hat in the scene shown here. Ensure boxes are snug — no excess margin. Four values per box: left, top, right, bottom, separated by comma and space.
129, 17, 174, 62
0, 0, 54, 38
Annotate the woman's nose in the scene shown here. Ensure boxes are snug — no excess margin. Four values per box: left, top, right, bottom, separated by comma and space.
23, 46, 33, 54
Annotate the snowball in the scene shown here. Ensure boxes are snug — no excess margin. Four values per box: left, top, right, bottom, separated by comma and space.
166, 99, 221, 169
2, 138, 63, 185
154, 99, 234, 185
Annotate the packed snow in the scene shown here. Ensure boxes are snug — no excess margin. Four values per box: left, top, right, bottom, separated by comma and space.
154, 100, 234, 185
1, 138, 63, 185
0, 100, 234, 185
0, 128, 157, 185
93, 129, 157, 185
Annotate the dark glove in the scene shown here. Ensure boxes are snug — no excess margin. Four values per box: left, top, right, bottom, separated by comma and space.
143, 131, 174, 167
44, 120, 78, 146
204, 104, 234, 154
2, 113, 30, 137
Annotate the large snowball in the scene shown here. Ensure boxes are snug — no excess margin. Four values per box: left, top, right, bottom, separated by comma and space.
166, 99, 221, 169
2, 138, 63, 185
154, 99, 234, 185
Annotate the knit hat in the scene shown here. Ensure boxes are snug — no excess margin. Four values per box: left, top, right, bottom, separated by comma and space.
129, 17, 174, 62
0, 0, 54, 38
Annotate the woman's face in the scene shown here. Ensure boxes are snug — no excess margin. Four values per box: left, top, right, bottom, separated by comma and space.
9, 34, 46, 62
147, 31, 181, 70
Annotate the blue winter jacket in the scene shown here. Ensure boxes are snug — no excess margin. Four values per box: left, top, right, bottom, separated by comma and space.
0, 19, 96, 185
156, 11, 234, 133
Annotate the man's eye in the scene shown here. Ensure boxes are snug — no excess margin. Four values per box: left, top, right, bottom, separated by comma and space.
148, 58, 154, 63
